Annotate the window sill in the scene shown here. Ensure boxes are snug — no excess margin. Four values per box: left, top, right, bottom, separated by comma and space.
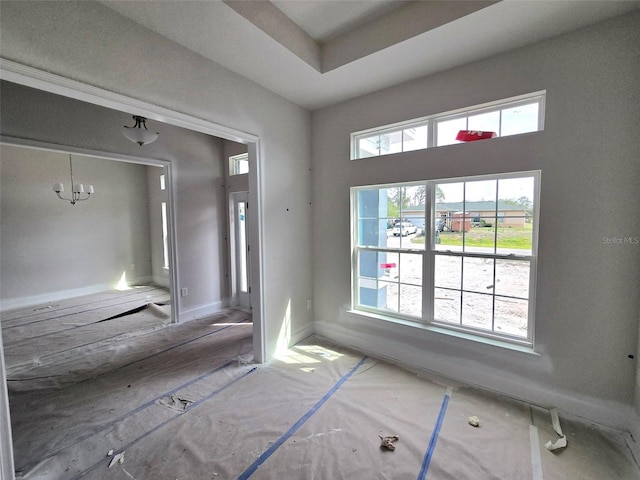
346, 309, 539, 356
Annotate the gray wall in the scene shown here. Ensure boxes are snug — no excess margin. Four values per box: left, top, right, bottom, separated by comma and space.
0, 0, 313, 356
0, 81, 228, 319
0, 145, 152, 308
311, 12, 640, 431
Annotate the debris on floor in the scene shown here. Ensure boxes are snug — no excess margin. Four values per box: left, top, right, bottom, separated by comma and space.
237, 353, 254, 365
379, 434, 400, 450
158, 395, 194, 413
108, 451, 125, 468
545, 408, 568, 451
468, 415, 481, 427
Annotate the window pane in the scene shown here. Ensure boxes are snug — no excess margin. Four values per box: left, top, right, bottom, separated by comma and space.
501, 102, 539, 136
380, 252, 399, 282
357, 134, 379, 158
399, 253, 422, 286
358, 250, 380, 281
403, 125, 428, 152
358, 251, 387, 310
465, 179, 497, 203
496, 176, 534, 255
379, 280, 399, 313
386, 187, 402, 220
437, 117, 466, 146
496, 222, 532, 255
379, 130, 403, 155
494, 297, 528, 337
462, 292, 493, 330
358, 189, 388, 248
434, 288, 461, 325
495, 260, 529, 299
400, 284, 422, 317
434, 181, 463, 251
434, 255, 461, 289
462, 257, 494, 293
464, 218, 495, 254
468, 110, 500, 136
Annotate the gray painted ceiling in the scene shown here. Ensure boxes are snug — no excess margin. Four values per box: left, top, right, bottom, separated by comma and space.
100, 0, 639, 110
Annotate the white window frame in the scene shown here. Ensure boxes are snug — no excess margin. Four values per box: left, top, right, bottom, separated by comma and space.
229, 153, 249, 176
351, 91, 545, 160
351, 171, 540, 348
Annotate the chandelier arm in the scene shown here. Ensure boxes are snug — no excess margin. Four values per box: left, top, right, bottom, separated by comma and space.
56, 191, 72, 202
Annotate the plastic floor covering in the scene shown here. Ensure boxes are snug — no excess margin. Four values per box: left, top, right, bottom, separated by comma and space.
2, 293, 639, 479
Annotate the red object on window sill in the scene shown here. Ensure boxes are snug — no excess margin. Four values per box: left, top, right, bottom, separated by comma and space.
456, 130, 497, 142
380, 263, 396, 269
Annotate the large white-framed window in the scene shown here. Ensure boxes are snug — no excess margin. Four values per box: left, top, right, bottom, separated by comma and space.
351, 92, 545, 159
352, 171, 539, 347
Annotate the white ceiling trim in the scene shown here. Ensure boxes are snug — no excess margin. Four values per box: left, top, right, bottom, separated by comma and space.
0, 58, 258, 143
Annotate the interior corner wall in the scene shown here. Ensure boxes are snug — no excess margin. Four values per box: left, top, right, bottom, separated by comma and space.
0, 145, 152, 310
0, 0, 313, 356
311, 12, 640, 431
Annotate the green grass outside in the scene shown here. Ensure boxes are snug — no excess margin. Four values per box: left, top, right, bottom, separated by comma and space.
412, 224, 533, 250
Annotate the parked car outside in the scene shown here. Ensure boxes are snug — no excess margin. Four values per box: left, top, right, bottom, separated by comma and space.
392, 222, 418, 236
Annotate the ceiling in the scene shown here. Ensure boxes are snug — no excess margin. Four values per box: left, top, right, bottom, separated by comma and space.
100, 0, 639, 110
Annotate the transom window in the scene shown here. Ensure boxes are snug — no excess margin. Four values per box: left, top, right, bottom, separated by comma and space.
230, 153, 249, 175
351, 92, 545, 159
352, 171, 539, 346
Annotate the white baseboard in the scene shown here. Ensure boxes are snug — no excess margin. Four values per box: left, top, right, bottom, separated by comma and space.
178, 301, 227, 323
0, 283, 113, 313
291, 321, 315, 346
0, 277, 156, 313
152, 275, 170, 288
314, 319, 634, 433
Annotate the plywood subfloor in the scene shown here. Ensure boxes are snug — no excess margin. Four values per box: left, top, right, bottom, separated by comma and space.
7, 331, 638, 479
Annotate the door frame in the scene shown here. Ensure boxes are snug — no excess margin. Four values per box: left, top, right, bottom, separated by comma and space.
0, 59, 267, 479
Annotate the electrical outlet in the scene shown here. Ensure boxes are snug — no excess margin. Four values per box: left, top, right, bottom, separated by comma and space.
181, 288, 188, 297
130, 263, 135, 272
307, 299, 312, 310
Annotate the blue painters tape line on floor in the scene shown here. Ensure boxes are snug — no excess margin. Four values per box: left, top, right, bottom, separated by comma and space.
237, 355, 368, 480
69, 366, 257, 480
417, 388, 452, 480
16, 325, 243, 473
18, 360, 235, 472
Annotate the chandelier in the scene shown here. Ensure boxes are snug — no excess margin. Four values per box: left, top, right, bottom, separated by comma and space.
121, 115, 159, 146
52, 154, 94, 205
